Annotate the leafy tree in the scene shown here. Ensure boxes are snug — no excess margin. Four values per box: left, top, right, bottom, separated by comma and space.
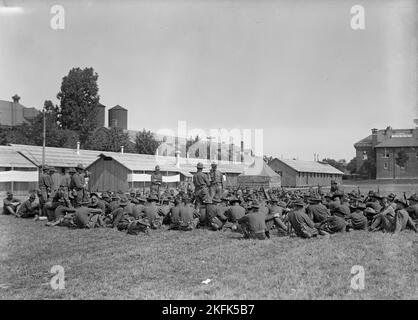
321, 158, 346, 172
186, 135, 200, 157
134, 129, 161, 155
85, 127, 133, 152
346, 157, 357, 174
359, 156, 376, 179
395, 149, 409, 168
56, 67, 100, 145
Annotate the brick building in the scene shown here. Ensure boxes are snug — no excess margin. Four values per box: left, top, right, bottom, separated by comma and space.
0, 94, 39, 126
354, 126, 418, 180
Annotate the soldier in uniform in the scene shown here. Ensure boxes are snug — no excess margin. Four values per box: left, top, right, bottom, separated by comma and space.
209, 162, 223, 198
150, 165, 163, 196
193, 162, 210, 207
59, 168, 72, 207
238, 200, 268, 240
287, 200, 319, 238
330, 180, 341, 194
406, 194, 418, 220
17, 193, 39, 218
2, 191, 21, 216
39, 166, 53, 216
70, 164, 86, 208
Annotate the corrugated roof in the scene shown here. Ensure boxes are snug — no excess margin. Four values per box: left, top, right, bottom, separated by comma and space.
375, 137, 418, 148
0, 146, 37, 168
9, 144, 245, 174
275, 158, 344, 175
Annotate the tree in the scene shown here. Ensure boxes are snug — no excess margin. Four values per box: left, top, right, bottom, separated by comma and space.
395, 149, 409, 168
186, 135, 200, 157
359, 155, 376, 179
85, 127, 133, 152
321, 158, 346, 172
346, 157, 357, 174
0, 100, 78, 148
56, 67, 100, 145
134, 129, 161, 155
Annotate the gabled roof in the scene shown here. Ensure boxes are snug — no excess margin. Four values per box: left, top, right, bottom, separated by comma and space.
375, 137, 418, 148
8, 144, 245, 174
109, 105, 126, 111
0, 146, 37, 168
273, 158, 344, 175
354, 129, 415, 148
239, 157, 280, 177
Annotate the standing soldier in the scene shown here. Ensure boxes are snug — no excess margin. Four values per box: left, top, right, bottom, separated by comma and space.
193, 162, 210, 207
150, 165, 163, 196
39, 166, 53, 216
209, 162, 223, 198
71, 164, 86, 208
60, 168, 72, 207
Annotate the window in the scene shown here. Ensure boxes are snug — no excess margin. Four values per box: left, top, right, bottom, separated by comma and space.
383, 148, 390, 158
384, 162, 388, 170
362, 151, 368, 160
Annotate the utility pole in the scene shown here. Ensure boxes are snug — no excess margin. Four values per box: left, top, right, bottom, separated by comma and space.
42, 107, 46, 170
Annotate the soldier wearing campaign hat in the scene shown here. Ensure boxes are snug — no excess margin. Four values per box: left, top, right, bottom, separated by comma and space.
193, 162, 210, 207
237, 200, 268, 240
70, 164, 86, 208
209, 162, 223, 199
150, 165, 163, 196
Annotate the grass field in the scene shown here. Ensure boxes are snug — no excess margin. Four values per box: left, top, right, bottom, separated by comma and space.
1, 214, 418, 300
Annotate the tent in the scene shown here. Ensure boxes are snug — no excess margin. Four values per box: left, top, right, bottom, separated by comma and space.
237, 157, 281, 188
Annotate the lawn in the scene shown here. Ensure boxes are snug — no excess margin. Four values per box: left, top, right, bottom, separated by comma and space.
1, 215, 417, 300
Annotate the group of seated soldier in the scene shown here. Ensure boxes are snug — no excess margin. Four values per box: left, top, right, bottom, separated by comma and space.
3, 185, 418, 239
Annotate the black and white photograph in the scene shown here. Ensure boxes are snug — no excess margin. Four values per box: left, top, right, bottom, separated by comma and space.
0, 0, 417, 303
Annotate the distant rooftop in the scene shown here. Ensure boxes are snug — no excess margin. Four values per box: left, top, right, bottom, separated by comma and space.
273, 158, 344, 175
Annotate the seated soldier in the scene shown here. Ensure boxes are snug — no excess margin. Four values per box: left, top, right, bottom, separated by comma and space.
406, 194, 418, 220
393, 198, 418, 233
167, 197, 182, 229
142, 194, 162, 229
287, 200, 319, 238
306, 196, 329, 223
346, 202, 368, 230
223, 197, 246, 231
17, 193, 39, 218
73, 199, 105, 229
132, 196, 146, 219
238, 200, 268, 240
3, 191, 21, 216
208, 197, 228, 231
178, 197, 199, 231
370, 196, 396, 232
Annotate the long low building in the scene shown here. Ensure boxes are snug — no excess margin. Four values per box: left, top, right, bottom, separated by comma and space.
1, 144, 246, 192
268, 158, 344, 187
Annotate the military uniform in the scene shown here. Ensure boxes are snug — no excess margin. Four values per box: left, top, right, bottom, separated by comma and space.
150, 166, 162, 195
287, 201, 318, 238
70, 166, 85, 208
209, 165, 223, 198
193, 163, 210, 206
238, 203, 267, 240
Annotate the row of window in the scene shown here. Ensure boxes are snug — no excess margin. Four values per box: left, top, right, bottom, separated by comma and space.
297, 172, 336, 179
362, 150, 418, 159
383, 163, 406, 171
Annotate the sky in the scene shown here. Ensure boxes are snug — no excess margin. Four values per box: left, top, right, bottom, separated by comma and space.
0, 0, 417, 161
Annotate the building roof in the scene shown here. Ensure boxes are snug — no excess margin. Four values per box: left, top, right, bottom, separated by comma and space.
273, 158, 344, 175
109, 105, 127, 111
375, 137, 418, 148
239, 157, 280, 177
8, 144, 244, 174
354, 128, 415, 148
0, 146, 37, 168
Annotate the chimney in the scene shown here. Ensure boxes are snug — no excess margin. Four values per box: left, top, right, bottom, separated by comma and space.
76, 141, 80, 155
175, 150, 181, 168
12, 94, 20, 103
371, 128, 378, 148
121, 146, 124, 154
